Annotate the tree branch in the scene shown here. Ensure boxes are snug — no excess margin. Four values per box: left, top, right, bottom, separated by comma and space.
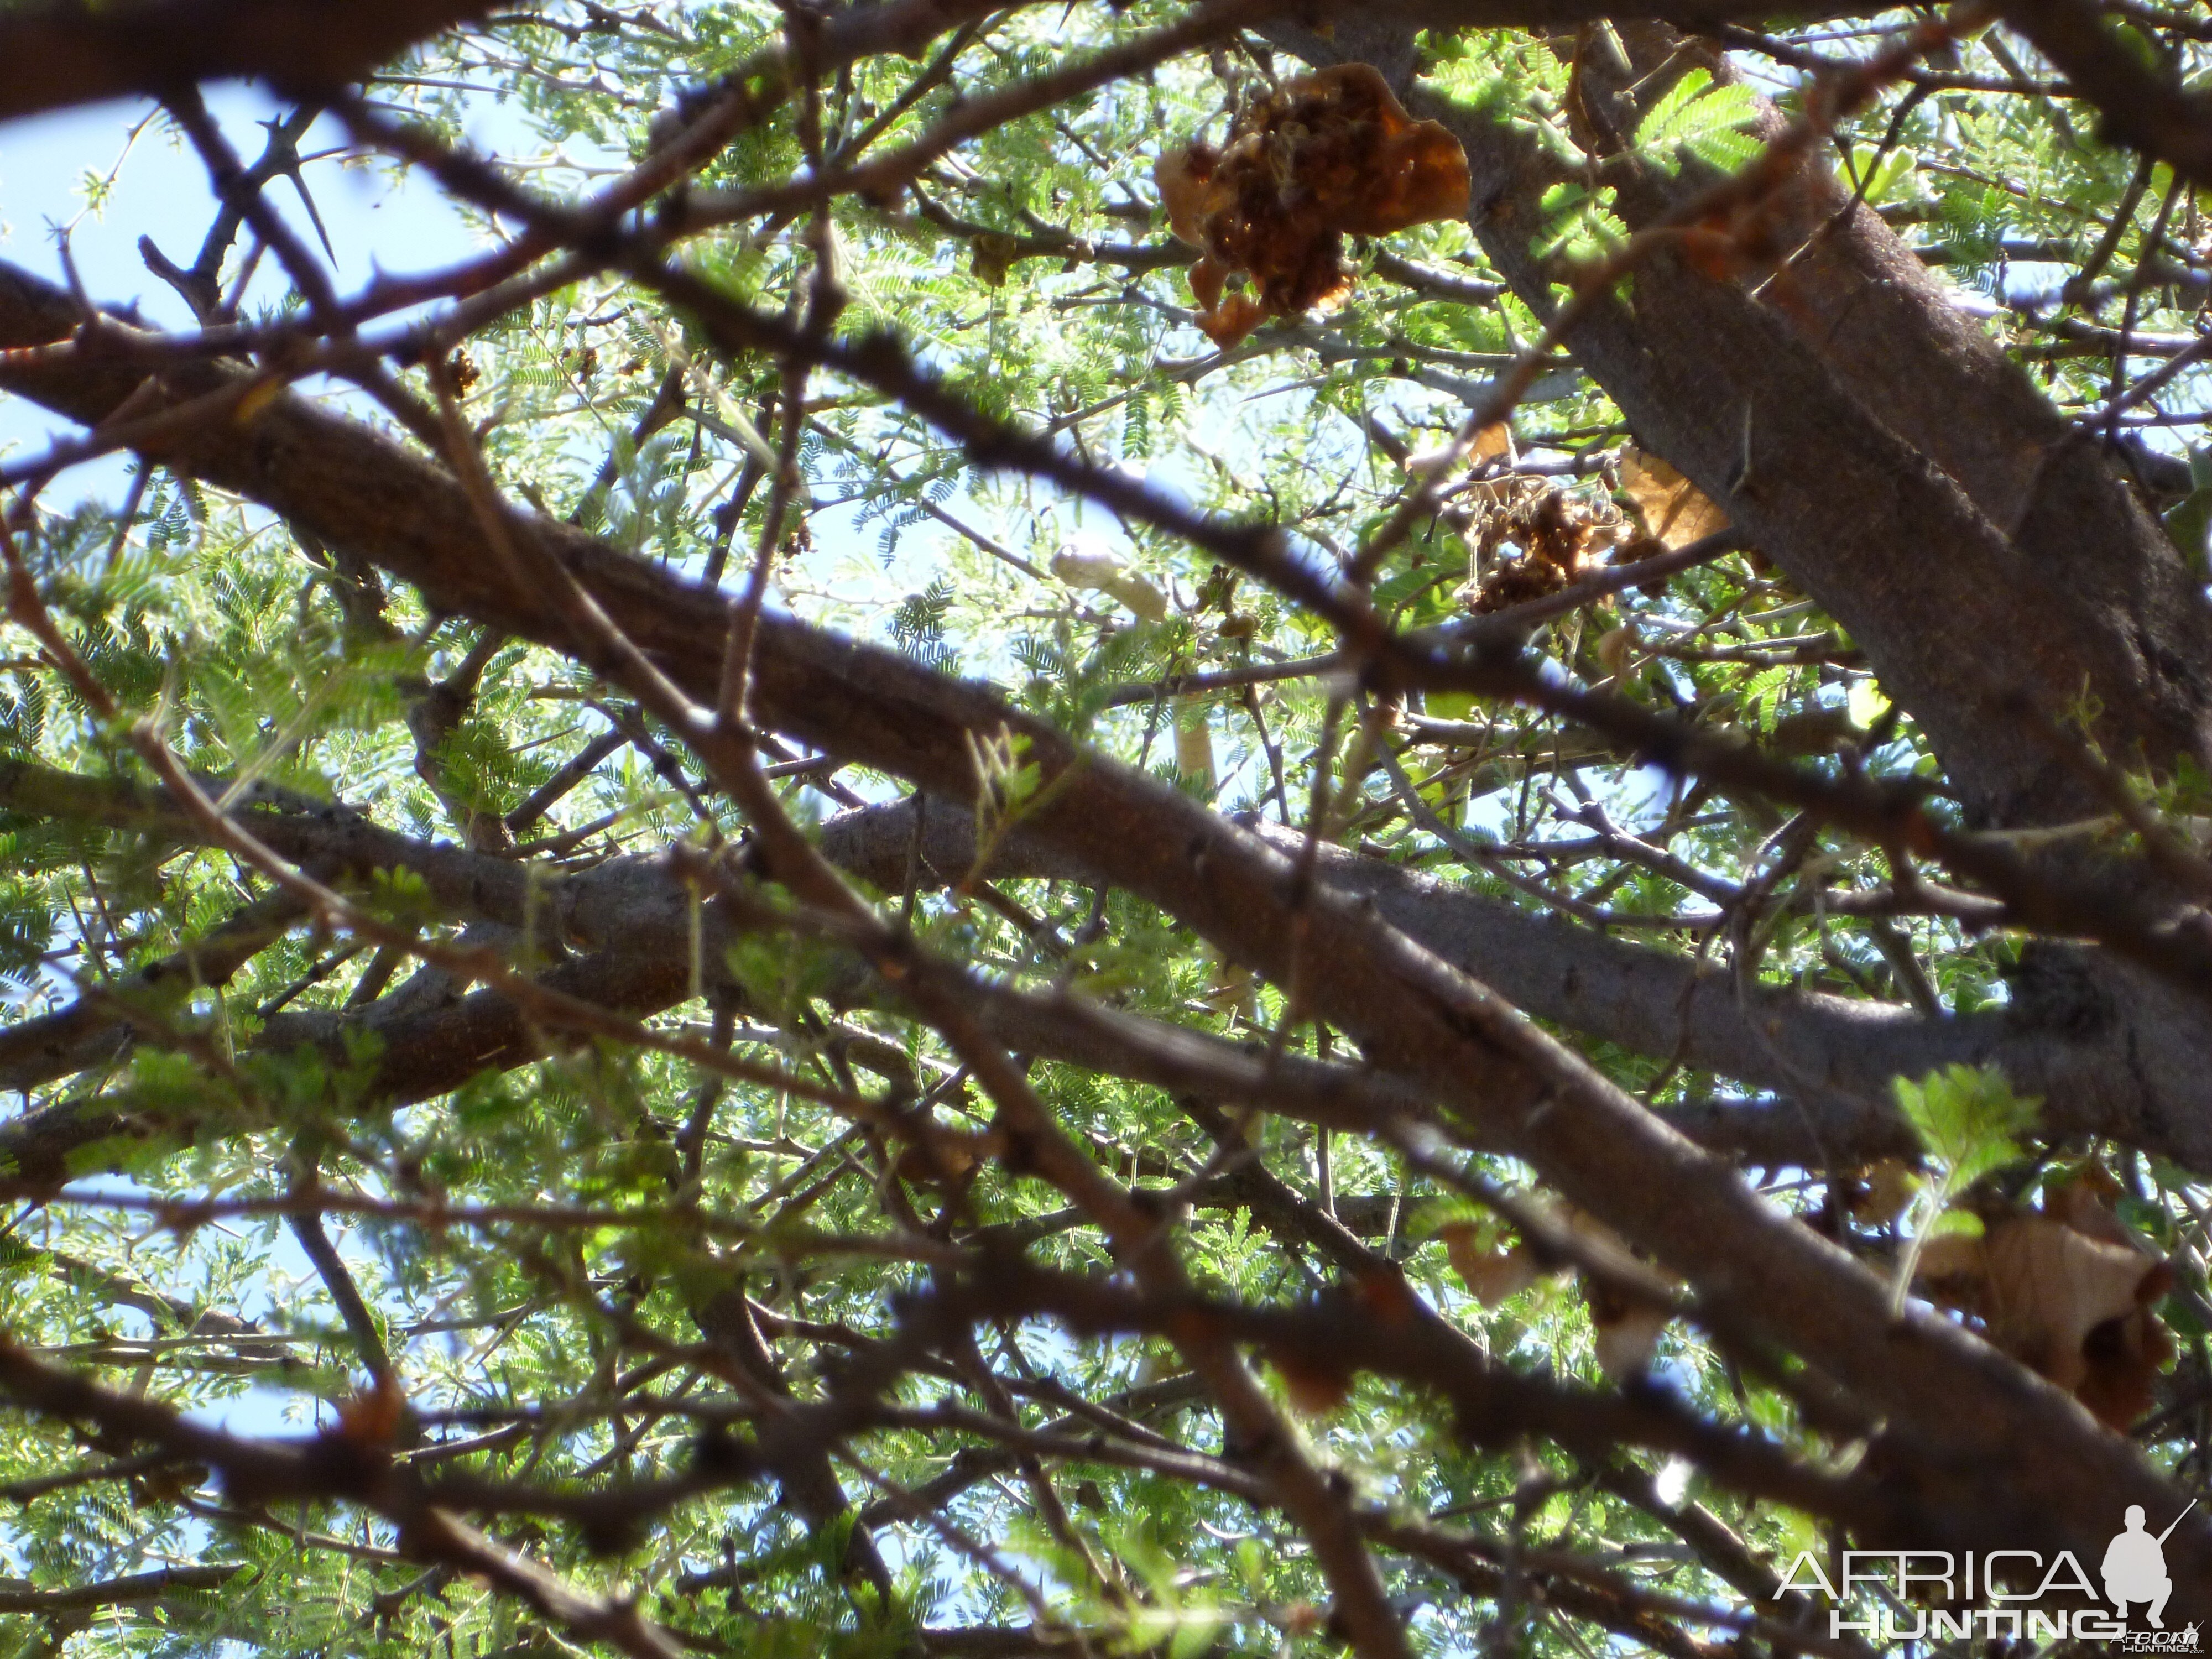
0, 0, 493, 124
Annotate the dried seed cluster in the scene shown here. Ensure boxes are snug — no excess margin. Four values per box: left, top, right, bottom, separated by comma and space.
1156, 64, 1470, 348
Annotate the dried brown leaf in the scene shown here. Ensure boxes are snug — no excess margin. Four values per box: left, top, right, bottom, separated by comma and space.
1441, 1221, 1541, 1306
1584, 1278, 1672, 1379
1471, 421, 1515, 462
1619, 445, 1730, 550
1458, 487, 1601, 613
1846, 1158, 1921, 1224
1916, 1179, 2173, 1427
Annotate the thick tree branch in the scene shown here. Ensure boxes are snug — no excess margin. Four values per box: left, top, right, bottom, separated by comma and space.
0, 1564, 244, 1615
2000, 0, 2212, 185
1291, 18, 2212, 832
0, 761, 1993, 1178
0, 0, 494, 124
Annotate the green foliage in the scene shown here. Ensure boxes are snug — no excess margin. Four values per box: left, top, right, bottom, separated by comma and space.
2166, 445, 2212, 577
1895, 1062, 2039, 1200
1631, 68, 1761, 175
1, 7, 2209, 1658
1534, 180, 1628, 263
1892, 1063, 2041, 1302
890, 576, 961, 672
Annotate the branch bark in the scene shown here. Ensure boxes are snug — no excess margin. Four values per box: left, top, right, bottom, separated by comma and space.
1999, 0, 2212, 186
0, 0, 494, 123
0, 1564, 243, 1615
0, 758, 2164, 1177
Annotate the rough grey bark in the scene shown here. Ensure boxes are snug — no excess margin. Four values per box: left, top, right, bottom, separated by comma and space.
1288, 15, 2212, 827
1264, 13, 2212, 1175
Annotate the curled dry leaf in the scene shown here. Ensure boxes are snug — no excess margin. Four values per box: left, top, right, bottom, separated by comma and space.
1051, 545, 1167, 622
1154, 64, 1470, 347
1618, 445, 1730, 551
1442, 1209, 1679, 1378
1441, 1220, 1541, 1305
1915, 1175, 2173, 1428
1846, 1157, 1921, 1225
1404, 423, 1512, 477
1584, 1277, 1674, 1380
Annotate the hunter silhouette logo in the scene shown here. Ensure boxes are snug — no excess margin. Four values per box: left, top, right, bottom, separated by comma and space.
2106, 1502, 2191, 1627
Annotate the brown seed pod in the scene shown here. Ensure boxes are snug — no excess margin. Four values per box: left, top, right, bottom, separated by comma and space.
1155, 64, 1469, 347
